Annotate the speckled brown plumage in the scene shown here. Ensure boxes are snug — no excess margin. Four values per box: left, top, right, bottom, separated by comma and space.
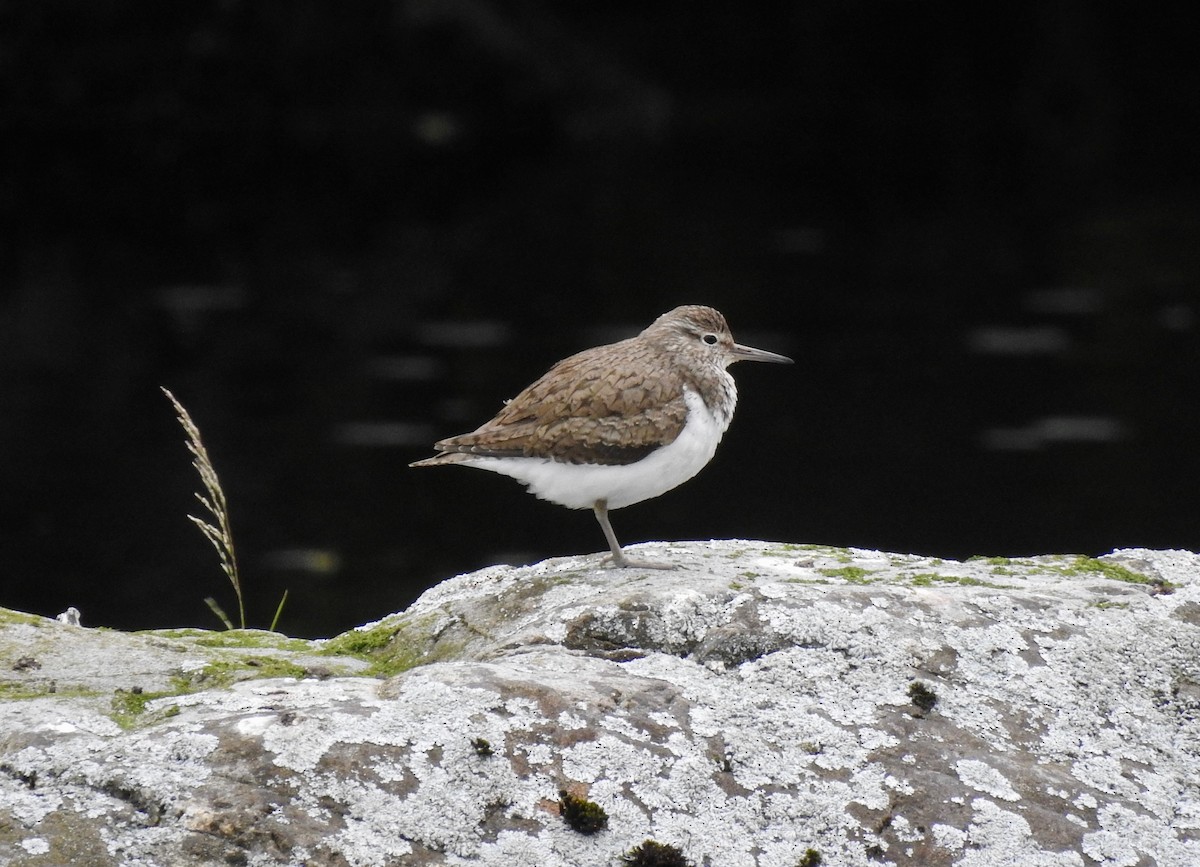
414, 306, 740, 467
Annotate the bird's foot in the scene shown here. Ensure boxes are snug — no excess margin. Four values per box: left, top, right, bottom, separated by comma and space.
603, 551, 679, 571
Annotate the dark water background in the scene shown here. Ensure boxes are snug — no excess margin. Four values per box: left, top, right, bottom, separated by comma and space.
3, 4, 1197, 637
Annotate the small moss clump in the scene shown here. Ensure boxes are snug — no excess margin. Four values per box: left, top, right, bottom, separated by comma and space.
1065, 555, 1172, 591
558, 789, 608, 835
622, 839, 692, 866
1, 682, 98, 702
174, 656, 308, 692
797, 850, 823, 867
773, 543, 809, 553
908, 681, 938, 714
954, 575, 1005, 588
471, 737, 493, 757
818, 566, 873, 584
909, 572, 1007, 589
767, 544, 853, 562
321, 612, 465, 677
0, 608, 46, 627
110, 687, 182, 729
322, 621, 405, 657
191, 631, 312, 651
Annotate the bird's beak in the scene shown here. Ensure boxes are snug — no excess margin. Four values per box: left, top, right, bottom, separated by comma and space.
730, 343, 793, 364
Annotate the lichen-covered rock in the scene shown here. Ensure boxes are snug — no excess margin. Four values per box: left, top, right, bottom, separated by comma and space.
2, 543, 1198, 866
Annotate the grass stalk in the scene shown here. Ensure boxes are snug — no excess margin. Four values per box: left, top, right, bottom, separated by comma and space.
269, 589, 289, 633
162, 387, 245, 630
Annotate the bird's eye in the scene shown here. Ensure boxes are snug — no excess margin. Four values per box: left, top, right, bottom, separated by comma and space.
702, 333, 718, 345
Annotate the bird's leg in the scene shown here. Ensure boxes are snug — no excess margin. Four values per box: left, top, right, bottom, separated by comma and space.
592, 500, 676, 570
593, 499, 625, 562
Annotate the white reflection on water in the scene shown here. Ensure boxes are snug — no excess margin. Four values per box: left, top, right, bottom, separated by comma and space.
980, 416, 1126, 451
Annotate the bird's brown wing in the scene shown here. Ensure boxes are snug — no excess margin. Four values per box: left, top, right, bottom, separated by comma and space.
424, 341, 689, 466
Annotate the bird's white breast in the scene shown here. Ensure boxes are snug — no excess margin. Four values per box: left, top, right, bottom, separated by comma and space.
462, 384, 735, 510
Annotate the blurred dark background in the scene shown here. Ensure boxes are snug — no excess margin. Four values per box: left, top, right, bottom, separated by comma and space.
2, 2, 1197, 637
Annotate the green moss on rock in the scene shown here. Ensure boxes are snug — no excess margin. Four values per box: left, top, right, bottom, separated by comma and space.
322, 612, 464, 677
818, 566, 873, 584
558, 790, 608, 835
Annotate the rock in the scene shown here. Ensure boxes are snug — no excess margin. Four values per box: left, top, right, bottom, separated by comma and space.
2, 541, 1199, 866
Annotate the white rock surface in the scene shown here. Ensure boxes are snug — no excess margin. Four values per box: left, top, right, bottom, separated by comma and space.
2, 542, 1198, 866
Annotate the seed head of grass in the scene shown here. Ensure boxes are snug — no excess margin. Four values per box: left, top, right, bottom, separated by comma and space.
161, 387, 244, 630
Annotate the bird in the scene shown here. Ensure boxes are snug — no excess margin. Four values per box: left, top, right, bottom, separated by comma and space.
410, 304, 793, 568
